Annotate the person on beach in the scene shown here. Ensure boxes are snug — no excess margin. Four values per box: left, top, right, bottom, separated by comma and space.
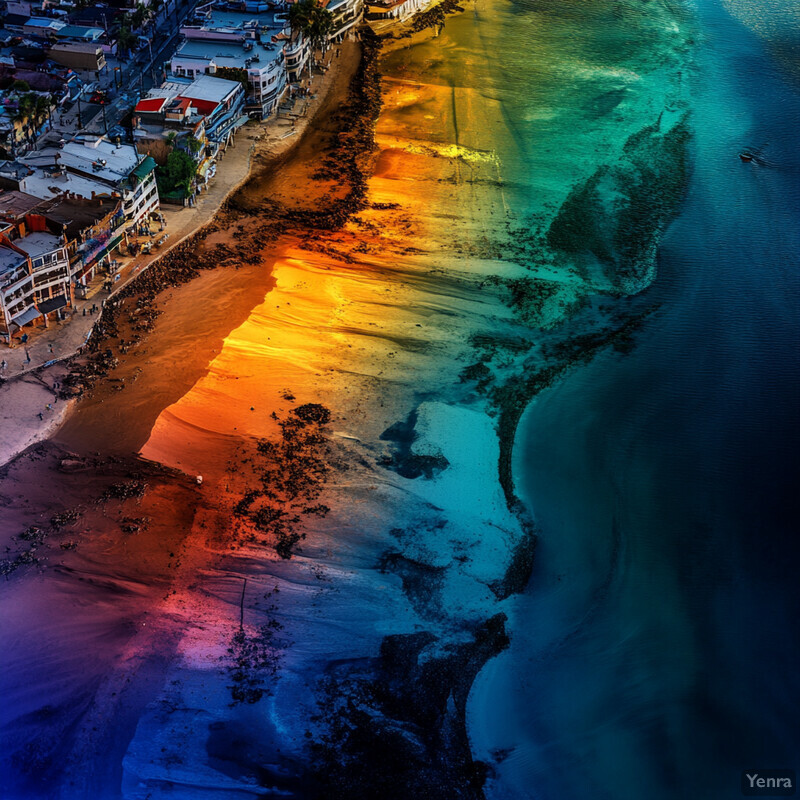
48, 344, 54, 353
37, 412, 43, 421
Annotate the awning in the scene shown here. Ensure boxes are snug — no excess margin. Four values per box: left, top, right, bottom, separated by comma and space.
83, 231, 124, 265
38, 294, 69, 314
131, 155, 158, 181
232, 115, 250, 131
11, 305, 41, 327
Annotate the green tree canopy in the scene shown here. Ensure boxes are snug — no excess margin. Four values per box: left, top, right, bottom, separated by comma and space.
117, 24, 137, 56
215, 66, 249, 94
288, 0, 334, 54
157, 149, 197, 197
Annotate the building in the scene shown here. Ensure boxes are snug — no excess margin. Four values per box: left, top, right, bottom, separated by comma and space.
19, 16, 67, 38
0, 188, 125, 300
0, 214, 71, 346
37, 194, 125, 295
18, 138, 159, 232
328, 0, 365, 40
165, 75, 246, 147
173, 6, 290, 118
366, 0, 426, 20
133, 75, 246, 195
54, 25, 105, 43
47, 42, 107, 71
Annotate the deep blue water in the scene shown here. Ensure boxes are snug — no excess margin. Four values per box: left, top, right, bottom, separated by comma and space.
477, 1, 800, 798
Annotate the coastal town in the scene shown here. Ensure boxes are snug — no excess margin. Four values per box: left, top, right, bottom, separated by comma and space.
0, 0, 423, 382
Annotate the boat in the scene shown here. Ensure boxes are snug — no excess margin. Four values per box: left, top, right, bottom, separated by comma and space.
739, 151, 754, 162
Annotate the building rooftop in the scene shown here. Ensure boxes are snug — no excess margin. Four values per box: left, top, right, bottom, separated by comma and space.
174, 37, 283, 72
0, 160, 35, 181
23, 17, 67, 31
57, 25, 104, 41
197, 7, 285, 32
0, 244, 26, 276
20, 168, 120, 203
22, 139, 142, 187
135, 97, 169, 114
179, 75, 241, 105
15, 230, 63, 259
39, 195, 120, 238
0, 190, 43, 219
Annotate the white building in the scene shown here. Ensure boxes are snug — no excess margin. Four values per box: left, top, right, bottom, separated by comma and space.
328, 0, 365, 40
0, 224, 71, 345
366, 0, 426, 21
19, 139, 159, 231
174, 7, 293, 118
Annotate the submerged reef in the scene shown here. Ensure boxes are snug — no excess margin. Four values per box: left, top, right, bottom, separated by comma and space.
548, 113, 693, 293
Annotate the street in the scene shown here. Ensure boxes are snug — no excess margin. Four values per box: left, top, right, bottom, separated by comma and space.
45, 0, 199, 141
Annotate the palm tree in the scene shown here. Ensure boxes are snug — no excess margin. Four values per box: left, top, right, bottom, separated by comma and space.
289, 0, 334, 66
117, 25, 137, 57
131, 3, 151, 31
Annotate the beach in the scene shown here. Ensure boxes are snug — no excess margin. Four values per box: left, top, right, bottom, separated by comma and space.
2, 0, 797, 797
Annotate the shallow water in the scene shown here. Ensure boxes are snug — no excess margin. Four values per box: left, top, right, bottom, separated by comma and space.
470, 1, 800, 798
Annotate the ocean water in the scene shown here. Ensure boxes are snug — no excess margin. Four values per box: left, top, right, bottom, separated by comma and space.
470, 0, 800, 798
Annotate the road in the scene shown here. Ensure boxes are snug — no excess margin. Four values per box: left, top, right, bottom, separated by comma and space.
70, 0, 199, 138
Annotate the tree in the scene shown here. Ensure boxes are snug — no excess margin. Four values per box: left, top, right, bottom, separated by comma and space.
187, 135, 203, 156
117, 25, 137, 56
288, 0, 334, 60
157, 149, 197, 197
131, 3, 151, 30
215, 67, 249, 95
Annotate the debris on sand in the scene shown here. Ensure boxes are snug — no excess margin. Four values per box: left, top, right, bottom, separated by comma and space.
101, 480, 147, 502
234, 403, 333, 559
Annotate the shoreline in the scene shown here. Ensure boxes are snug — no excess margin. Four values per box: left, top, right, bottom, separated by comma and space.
0, 0, 701, 795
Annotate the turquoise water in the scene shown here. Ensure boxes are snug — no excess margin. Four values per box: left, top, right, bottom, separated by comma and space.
471, 0, 800, 797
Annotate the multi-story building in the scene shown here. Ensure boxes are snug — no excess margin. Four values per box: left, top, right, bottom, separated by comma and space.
366, 0, 426, 21
139, 75, 246, 149
0, 215, 71, 346
19, 138, 159, 232
173, 7, 291, 118
0, 189, 124, 304
37, 194, 125, 295
328, 0, 365, 40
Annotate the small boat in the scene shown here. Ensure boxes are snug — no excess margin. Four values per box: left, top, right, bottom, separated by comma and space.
739, 151, 754, 162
